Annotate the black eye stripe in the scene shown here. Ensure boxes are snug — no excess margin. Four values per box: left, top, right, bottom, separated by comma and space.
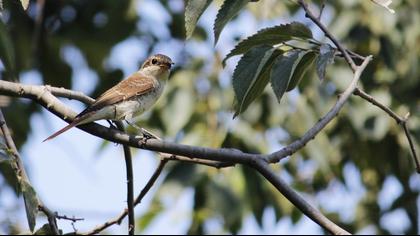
151, 59, 157, 64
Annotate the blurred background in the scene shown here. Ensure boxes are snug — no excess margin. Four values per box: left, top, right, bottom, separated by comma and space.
0, 0, 419, 234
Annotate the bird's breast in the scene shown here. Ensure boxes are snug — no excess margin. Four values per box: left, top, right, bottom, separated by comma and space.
114, 81, 165, 120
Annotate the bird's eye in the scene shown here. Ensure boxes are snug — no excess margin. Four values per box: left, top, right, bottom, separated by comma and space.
151, 59, 157, 65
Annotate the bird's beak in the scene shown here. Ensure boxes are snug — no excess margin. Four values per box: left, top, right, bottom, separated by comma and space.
161, 62, 174, 70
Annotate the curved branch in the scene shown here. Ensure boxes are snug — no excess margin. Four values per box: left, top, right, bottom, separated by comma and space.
268, 56, 372, 163
83, 159, 169, 235
297, 0, 357, 71
353, 88, 419, 173
252, 159, 350, 235
0, 80, 256, 164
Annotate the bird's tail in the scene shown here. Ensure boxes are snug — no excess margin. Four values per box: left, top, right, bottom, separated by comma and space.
42, 118, 82, 142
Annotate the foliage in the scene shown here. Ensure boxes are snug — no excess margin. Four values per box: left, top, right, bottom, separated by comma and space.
0, 0, 419, 234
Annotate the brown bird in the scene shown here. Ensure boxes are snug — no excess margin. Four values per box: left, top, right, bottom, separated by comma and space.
43, 54, 173, 142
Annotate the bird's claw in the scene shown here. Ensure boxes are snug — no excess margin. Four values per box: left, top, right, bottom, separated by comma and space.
140, 128, 157, 140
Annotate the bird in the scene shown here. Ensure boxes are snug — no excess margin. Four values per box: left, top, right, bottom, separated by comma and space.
43, 54, 173, 142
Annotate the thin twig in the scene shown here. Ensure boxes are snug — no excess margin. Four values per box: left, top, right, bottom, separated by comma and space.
297, 0, 357, 71
346, 50, 367, 61
116, 122, 135, 235
252, 159, 350, 235
84, 159, 169, 235
353, 88, 419, 173
44, 85, 95, 104
38, 204, 60, 234
133, 158, 168, 206
55, 213, 84, 222
403, 121, 420, 173
163, 154, 235, 168
353, 88, 401, 122
318, 0, 326, 21
0, 110, 60, 234
268, 56, 372, 163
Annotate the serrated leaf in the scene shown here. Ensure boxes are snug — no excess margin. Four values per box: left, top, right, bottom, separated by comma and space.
20, 0, 30, 10
214, 0, 250, 45
286, 51, 317, 91
185, 0, 212, 39
223, 22, 313, 66
270, 50, 301, 103
316, 44, 336, 81
232, 45, 281, 117
370, 0, 395, 13
0, 21, 16, 80
21, 180, 39, 232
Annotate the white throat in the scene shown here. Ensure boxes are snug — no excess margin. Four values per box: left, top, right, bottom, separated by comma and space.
140, 65, 170, 81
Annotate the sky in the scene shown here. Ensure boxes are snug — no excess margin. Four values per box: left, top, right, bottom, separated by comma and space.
0, 0, 418, 234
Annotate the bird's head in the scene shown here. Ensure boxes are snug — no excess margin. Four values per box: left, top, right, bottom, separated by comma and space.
140, 54, 174, 79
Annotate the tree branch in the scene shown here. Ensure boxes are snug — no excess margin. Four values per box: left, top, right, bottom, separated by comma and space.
353, 88, 419, 173
115, 122, 135, 235
0, 110, 60, 234
297, 0, 357, 71
84, 159, 169, 235
252, 159, 350, 235
162, 153, 235, 168
38, 204, 62, 234
268, 56, 372, 163
0, 79, 354, 233
296, 0, 418, 173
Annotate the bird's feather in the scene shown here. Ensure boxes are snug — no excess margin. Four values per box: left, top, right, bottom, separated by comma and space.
43, 72, 156, 141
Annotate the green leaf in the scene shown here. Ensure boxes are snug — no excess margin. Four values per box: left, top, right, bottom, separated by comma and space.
137, 200, 163, 230
214, 0, 250, 45
0, 158, 21, 195
34, 224, 54, 235
270, 50, 301, 103
291, 207, 302, 224
286, 51, 317, 91
164, 162, 197, 186
188, 178, 207, 235
232, 45, 281, 117
0, 21, 16, 80
21, 180, 39, 232
185, 0, 212, 39
20, 0, 30, 10
241, 165, 266, 226
223, 22, 313, 66
162, 88, 195, 136
205, 181, 242, 233
316, 44, 336, 81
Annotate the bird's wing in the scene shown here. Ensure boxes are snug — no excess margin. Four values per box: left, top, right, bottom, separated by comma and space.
43, 73, 156, 142
77, 72, 156, 117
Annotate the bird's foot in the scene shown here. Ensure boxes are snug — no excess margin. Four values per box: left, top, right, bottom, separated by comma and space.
107, 120, 118, 129
124, 120, 160, 140
140, 128, 160, 140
